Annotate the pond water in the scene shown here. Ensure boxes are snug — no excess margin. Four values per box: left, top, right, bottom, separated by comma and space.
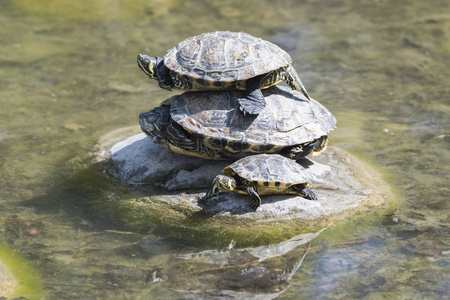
1, 0, 449, 299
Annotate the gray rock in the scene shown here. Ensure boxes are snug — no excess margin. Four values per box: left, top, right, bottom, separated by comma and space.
95, 131, 391, 221
105, 132, 231, 188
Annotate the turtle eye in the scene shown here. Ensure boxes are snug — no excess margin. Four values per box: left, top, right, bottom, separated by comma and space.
139, 112, 160, 136
140, 120, 154, 131
147, 114, 158, 124
140, 112, 156, 123
229, 180, 236, 190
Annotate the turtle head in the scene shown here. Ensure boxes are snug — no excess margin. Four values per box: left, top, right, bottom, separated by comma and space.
308, 136, 328, 157
139, 106, 170, 142
201, 175, 237, 202
137, 54, 163, 80
214, 175, 236, 192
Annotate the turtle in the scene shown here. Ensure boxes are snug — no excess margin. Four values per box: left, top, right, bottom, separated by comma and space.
137, 31, 311, 115
200, 154, 317, 210
139, 85, 336, 161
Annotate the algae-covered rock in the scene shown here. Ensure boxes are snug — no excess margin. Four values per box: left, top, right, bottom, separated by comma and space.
92, 128, 392, 234
0, 244, 43, 299
0, 259, 15, 298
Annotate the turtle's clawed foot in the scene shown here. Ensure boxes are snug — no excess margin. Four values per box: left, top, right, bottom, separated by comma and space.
239, 97, 264, 116
198, 195, 212, 206
250, 198, 261, 210
302, 187, 318, 200
158, 80, 172, 91
241, 78, 266, 115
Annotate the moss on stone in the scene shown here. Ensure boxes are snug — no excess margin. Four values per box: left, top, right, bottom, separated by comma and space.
0, 244, 43, 299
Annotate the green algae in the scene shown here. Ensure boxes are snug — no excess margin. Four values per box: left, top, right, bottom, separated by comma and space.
111, 196, 327, 248
0, 244, 43, 299
68, 174, 327, 249
65, 147, 392, 250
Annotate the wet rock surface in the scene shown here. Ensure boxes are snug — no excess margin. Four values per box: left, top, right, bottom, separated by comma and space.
93, 128, 392, 221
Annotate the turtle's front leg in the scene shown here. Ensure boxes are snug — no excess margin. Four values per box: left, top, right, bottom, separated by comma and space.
156, 62, 173, 91
283, 65, 311, 101
244, 183, 262, 210
239, 75, 266, 115
167, 121, 195, 150
200, 177, 222, 203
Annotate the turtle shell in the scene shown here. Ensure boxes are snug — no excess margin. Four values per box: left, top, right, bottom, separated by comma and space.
224, 154, 312, 184
164, 31, 292, 83
166, 85, 336, 153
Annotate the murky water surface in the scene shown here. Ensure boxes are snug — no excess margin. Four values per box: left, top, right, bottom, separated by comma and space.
1, 0, 449, 299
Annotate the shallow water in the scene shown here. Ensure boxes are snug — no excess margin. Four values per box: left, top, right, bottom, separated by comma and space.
0, 0, 449, 299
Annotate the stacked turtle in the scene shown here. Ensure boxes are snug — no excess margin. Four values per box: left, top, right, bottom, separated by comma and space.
137, 31, 336, 210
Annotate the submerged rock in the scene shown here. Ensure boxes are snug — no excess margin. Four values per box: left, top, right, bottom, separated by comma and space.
93, 127, 392, 224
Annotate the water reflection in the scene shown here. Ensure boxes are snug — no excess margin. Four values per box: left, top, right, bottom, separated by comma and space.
170, 229, 326, 297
